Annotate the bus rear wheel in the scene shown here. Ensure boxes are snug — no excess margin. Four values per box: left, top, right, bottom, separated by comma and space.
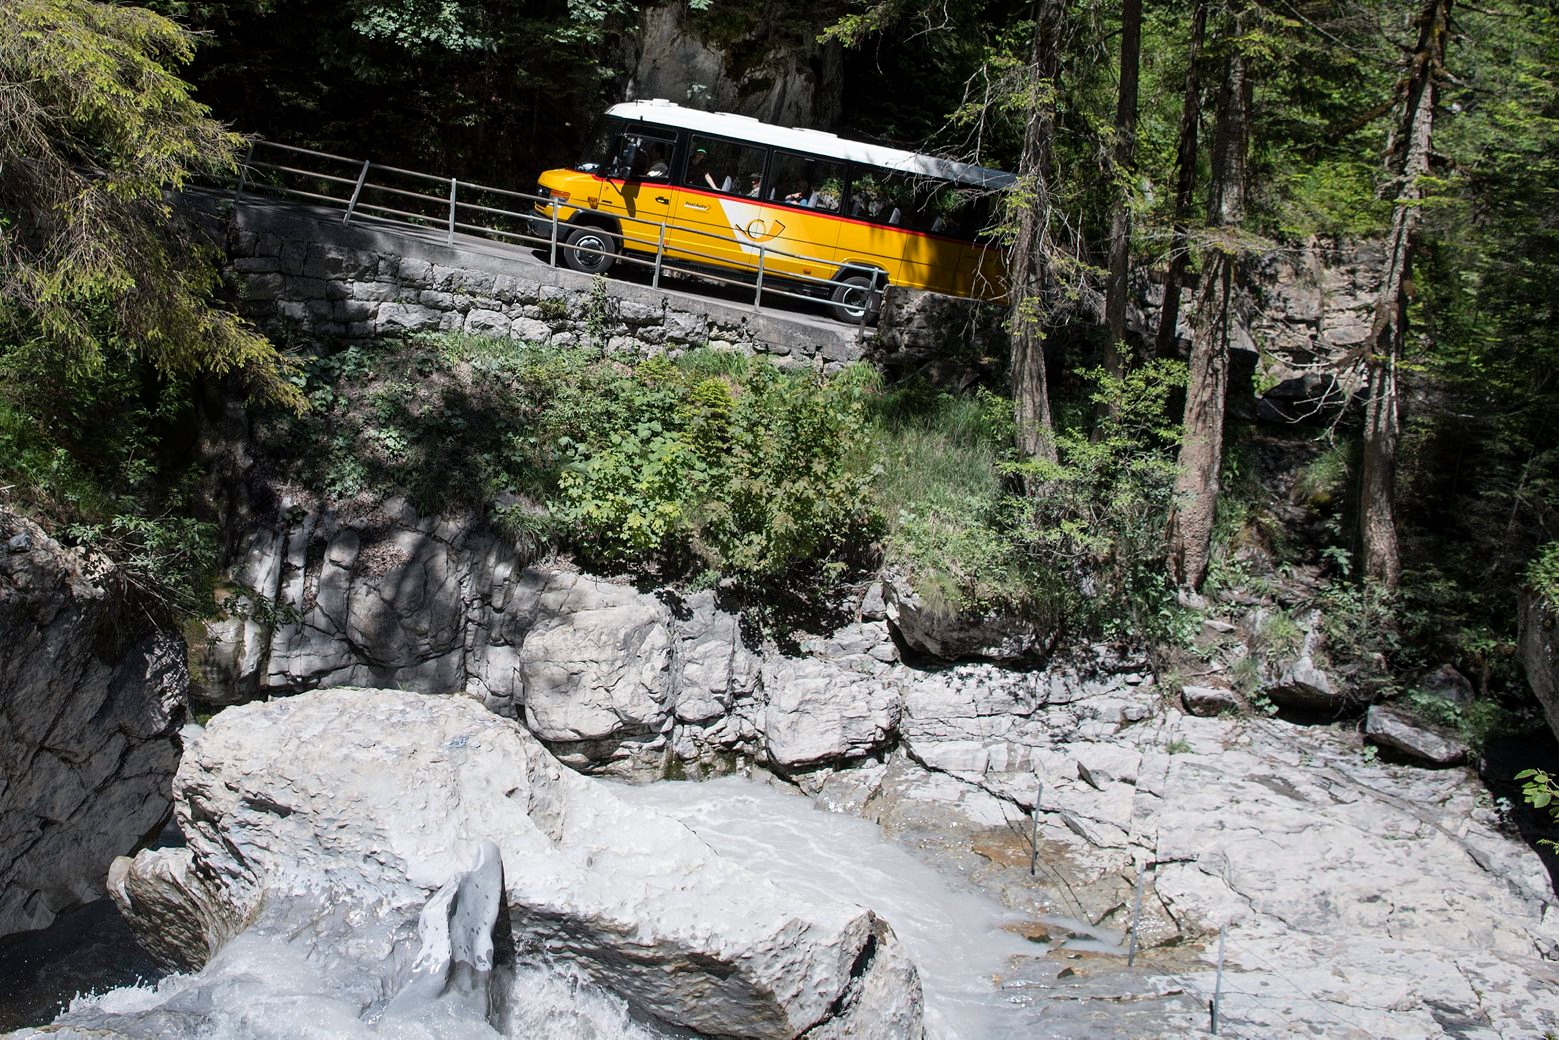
828, 273, 882, 324
563, 225, 617, 275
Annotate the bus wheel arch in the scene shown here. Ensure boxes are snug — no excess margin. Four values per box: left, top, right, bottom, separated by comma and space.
562, 218, 620, 275
827, 265, 886, 324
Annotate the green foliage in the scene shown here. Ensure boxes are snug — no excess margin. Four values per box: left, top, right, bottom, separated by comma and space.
1529, 543, 1559, 607
264, 336, 883, 595
1018, 360, 1190, 642
1401, 690, 1511, 753
0, 0, 294, 614
1515, 768, 1559, 852
552, 354, 883, 584
874, 362, 1190, 644
1268, 159, 1393, 239
0, 0, 296, 405
0, 347, 220, 616
1294, 440, 1351, 510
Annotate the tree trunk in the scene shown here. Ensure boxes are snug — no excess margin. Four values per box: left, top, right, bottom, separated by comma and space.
1165, 28, 1251, 590
1154, 0, 1208, 360
1098, 0, 1143, 409
1358, 0, 1451, 589
1009, 0, 1065, 465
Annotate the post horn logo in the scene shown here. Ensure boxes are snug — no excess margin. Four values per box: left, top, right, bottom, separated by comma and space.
738, 218, 786, 244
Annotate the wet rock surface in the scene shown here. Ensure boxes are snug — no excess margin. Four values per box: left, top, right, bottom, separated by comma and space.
0, 510, 187, 940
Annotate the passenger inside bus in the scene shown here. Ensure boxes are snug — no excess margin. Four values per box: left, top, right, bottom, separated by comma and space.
644, 144, 669, 179
687, 148, 719, 191
745, 172, 763, 197
784, 178, 813, 207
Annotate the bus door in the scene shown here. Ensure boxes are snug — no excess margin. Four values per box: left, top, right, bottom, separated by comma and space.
758, 151, 846, 291
592, 124, 680, 257
837, 167, 919, 290
674, 135, 772, 276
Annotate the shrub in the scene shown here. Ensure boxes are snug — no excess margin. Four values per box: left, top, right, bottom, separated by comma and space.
266, 335, 883, 596
1527, 542, 1559, 606
1013, 360, 1190, 642
0, 347, 219, 617
557, 357, 882, 584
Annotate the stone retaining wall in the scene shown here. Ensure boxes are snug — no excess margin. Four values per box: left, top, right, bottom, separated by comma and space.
215, 197, 864, 369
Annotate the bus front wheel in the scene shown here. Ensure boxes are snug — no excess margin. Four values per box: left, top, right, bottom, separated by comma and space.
563, 225, 617, 275
828, 273, 882, 324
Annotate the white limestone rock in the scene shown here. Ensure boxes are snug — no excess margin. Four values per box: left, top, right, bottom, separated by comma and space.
884, 577, 1043, 662
762, 657, 901, 771
1181, 683, 1240, 716
518, 571, 673, 744
102, 689, 924, 1039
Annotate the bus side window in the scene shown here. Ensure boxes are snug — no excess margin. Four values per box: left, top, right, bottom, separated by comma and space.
770, 150, 845, 213
688, 135, 769, 196
848, 167, 914, 227
620, 129, 677, 181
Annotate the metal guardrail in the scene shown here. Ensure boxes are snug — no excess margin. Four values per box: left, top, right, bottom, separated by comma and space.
225, 139, 883, 333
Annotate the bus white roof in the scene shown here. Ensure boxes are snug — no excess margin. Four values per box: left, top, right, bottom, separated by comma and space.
606, 100, 1016, 191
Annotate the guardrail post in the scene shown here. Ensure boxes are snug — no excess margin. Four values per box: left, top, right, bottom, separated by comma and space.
652, 222, 667, 290
1209, 924, 1227, 1034
447, 178, 458, 245
754, 246, 767, 310
232, 140, 255, 208
856, 269, 879, 338
1126, 861, 1146, 966
1029, 779, 1043, 876
344, 159, 371, 224
549, 201, 560, 267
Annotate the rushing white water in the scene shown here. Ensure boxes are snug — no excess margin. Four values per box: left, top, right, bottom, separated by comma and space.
54, 935, 667, 1040
616, 776, 1039, 1040
36, 775, 1054, 1039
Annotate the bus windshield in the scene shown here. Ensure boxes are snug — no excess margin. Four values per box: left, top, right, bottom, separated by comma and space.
573, 116, 628, 173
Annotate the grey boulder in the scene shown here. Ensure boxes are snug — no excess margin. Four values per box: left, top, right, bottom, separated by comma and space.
1181, 684, 1240, 717
884, 577, 1042, 662
99, 688, 924, 1039
1365, 705, 1468, 767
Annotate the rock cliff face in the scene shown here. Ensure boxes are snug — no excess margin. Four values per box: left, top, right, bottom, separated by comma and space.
83, 689, 924, 1040
629, 3, 844, 129
206, 498, 1111, 779
1129, 236, 1385, 417
1520, 590, 1559, 743
0, 510, 187, 939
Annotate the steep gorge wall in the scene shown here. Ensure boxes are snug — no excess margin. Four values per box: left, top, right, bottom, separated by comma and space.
628, 2, 844, 129
0, 510, 187, 938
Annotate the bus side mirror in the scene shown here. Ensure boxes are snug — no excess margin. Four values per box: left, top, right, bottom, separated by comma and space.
608, 141, 639, 181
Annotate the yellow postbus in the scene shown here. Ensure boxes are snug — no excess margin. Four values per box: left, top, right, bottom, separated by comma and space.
530, 100, 1013, 322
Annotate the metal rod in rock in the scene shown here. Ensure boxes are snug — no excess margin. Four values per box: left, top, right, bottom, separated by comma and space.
1028, 779, 1043, 876
1210, 923, 1227, 1034
1126, 860, 1146, 967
